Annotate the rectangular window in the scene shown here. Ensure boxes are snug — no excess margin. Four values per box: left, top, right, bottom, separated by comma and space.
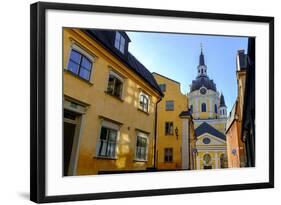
114, 31, 125, 54
165, 122, 174, 135
135, 134, 148, 161
159, 84, 166, 92
165, 100, 174, 111
164, 148, 173, 162
107, 72, 123, 99
97, 126, 118, 158
67, 49, 92, 81
139, 92, 149, 112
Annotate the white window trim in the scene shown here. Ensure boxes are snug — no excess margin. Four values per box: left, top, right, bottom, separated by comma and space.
134, 131, 149, 162
139, 91, 150, 113
65, 43, 96, 83
109, 70, 124, 82
95, 120, 121, 159
106, 70, 125, 99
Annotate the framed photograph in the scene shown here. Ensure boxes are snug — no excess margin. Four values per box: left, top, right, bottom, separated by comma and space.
30, 2, 274, 203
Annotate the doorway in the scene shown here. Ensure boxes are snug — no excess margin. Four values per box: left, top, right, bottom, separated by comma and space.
63, 110, 81, 176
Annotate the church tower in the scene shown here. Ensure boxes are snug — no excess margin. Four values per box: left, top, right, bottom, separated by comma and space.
197, 46, 208, 77
188, 45, 219, 121
188, 45, 228, 170
219, 93, 227, 118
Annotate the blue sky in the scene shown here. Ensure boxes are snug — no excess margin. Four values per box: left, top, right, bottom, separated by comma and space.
126, 31, 248, 112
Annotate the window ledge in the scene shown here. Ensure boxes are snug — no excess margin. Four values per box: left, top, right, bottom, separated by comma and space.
104, 91, 124, 102
94, 156, 118, 160
133, 159, 148, 162
64, 70, 93, 86
137, 108, 149, 115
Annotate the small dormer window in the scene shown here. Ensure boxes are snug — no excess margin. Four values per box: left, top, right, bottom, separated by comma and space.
114, 31, 125, 54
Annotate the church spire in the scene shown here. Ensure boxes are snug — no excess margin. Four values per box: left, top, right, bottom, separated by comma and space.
199, 43, 205, 66
197, 43, 207, 77
220, 93, 226, 107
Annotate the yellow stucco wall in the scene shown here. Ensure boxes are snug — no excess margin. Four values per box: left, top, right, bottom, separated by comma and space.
63, 28, 161, 175
152, 73, 189, 169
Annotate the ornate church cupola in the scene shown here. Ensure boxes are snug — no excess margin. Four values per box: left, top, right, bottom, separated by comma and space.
197, 44, 207, 77
219, 93, 227, 118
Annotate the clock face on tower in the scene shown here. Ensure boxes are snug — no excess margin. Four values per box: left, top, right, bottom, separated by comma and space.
200, 87, 207, 95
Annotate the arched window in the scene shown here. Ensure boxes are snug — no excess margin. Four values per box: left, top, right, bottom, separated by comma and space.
203, 153, 212, 169
214, 104, 218, 114
190, 105, 193, 113
139, 92, 149, 112
201, 103, 206, 112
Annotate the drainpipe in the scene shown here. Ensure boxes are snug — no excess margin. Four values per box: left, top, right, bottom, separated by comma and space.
153, 97, 162, 170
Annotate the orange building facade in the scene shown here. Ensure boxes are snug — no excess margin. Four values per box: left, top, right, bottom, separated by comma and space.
225, 50, 247, 168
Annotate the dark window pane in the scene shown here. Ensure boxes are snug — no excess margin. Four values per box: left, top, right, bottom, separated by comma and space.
107, 74, 123, 98
120, 37, 125, 53
139, 94, 149, 112
159, 84, 166, 92
202, 103, 206, 112
98, 127, 117, 158
114, 78, 123, 97
166, 101, 174, 111
69, 50, 81, 63
79, 68, 90, 80
68, 61, 79, 74
81, 57, 92, 70
214, 104, 218, 113
136, 136, 147, 160
107, 75, 115, 94
108, 129, 117, 141
67, 49, 93, 81
114, 32, 121, 49
100, 127, 107, 140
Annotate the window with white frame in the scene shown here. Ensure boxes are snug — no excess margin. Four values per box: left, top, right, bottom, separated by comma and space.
107, 71, 123, 99
135, 132, 148, 161
97, 124, 118, 158
67, 48, 93, 81
114, 32, 125, 54
139, 92, 149, 112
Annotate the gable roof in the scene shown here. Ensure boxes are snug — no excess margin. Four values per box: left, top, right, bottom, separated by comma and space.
195, 122, 226, 141
82, 29, 163, 96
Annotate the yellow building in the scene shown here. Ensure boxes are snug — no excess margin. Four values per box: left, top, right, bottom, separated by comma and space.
153, 73, 196, 170
188, 48, 228, 169
63, 28, 163, 176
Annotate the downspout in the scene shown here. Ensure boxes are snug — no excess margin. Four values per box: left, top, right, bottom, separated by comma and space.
153, 97, 162, 170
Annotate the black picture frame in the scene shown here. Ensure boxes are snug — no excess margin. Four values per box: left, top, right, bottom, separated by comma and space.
30, 2, 274, 203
